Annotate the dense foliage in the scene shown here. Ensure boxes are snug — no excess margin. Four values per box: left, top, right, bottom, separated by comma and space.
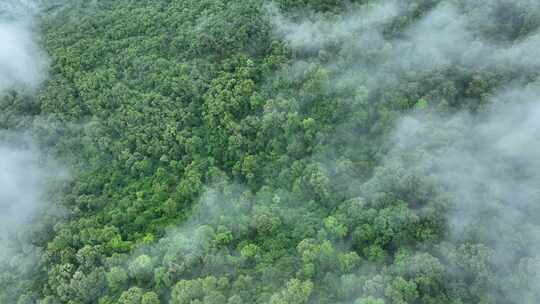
2, 0, 540, 303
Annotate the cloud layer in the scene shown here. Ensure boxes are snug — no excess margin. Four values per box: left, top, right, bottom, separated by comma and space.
0, 0, 46, 93
270, 1, 540, 301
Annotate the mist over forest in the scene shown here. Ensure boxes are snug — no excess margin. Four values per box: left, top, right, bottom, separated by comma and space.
1, 0, 540, 303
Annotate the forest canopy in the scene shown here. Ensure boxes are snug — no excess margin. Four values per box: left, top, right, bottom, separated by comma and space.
1, 0, 540, 303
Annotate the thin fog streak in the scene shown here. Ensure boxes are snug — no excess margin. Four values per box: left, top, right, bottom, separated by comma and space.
269, 0, 540, 89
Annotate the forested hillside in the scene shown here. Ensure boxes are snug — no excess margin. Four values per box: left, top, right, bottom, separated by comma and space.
1, 0, 540, 303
